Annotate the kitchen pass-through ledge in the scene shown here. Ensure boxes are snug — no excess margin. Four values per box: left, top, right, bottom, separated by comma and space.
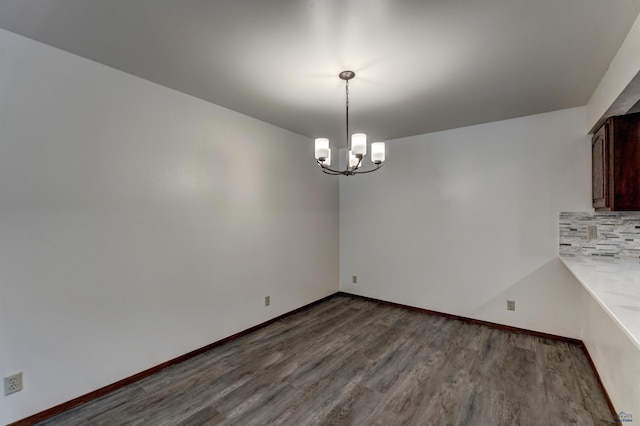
560, 255, 640, 351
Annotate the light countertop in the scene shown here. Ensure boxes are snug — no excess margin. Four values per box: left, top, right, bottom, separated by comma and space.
560, 256, 640, 351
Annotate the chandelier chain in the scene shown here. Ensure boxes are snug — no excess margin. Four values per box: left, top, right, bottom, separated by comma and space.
345, 79, 349, 150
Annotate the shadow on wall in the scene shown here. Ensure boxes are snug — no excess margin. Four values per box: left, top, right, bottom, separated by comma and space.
470, 257, 581, 338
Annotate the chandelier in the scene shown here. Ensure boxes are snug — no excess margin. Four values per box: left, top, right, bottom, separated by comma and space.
314, 71, 386, 176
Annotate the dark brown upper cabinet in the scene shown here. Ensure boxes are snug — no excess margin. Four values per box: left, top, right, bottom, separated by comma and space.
592, 112, 640, 211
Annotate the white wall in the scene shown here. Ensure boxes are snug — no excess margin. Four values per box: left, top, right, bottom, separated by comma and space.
0, 29, 339, 424
581, 287, 640, 416
340, 107, 591, 338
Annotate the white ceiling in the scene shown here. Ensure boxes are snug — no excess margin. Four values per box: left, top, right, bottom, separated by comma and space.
1, 0, 640, 147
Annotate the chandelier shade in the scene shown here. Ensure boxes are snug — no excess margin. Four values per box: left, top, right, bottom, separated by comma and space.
314, 138, 329, 161
321, 148, 331, 166
371, 142, 385, 164
348, 150, 360, 168
351, 133, 367, 156
314, 71, 386, 176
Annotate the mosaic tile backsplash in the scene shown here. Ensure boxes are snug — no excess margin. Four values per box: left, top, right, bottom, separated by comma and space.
560, 212, 640, 258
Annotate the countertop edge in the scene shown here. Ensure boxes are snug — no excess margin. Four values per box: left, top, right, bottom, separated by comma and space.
559, 256, 640, 352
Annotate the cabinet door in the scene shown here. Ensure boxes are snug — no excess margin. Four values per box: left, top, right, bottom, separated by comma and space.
612, 114, 640, 210
592, 123, 609, 210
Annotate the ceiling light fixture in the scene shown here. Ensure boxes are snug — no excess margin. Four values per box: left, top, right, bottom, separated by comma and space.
314, 71, 386, 176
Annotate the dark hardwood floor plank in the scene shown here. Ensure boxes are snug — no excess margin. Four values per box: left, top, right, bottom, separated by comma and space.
541, 343, 596, 425
213, 354, 309, 416
362, 317, 443, 394
217, 382, 299, 426
275, 306, 378, 358
405, 323, 482, 425
566, 344, 616, 425
37, 383, 147, 426
136, 352, 233, 394
34, 294, 613, 426
322, 384, 380, 426
119, 351, 287, 425
270, 353, 376, 425
411, 368, 476, 426
174, 406, 225, 426
456, 329, 510, 426
213, 304, 358, 366
369, 351, 449, 426
502, 346, 548, 426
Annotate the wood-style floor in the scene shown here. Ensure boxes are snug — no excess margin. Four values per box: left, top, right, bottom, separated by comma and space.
37, 294, 614, 425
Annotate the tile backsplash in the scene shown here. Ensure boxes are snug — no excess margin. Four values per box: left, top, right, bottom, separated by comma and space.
560, 212, 640, 258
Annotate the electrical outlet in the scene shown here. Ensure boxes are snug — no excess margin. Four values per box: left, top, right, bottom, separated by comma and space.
265, 296, 270, 306
4, 372, 23, 396
507, 300, 515, 311
352, 275, 358, 284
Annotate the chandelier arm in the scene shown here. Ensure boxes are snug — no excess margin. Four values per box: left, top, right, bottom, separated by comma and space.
351, 163, 384, 174
321, 169, 343, 175
316, 159, 346, 175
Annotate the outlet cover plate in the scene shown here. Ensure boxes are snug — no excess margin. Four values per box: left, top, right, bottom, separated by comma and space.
4, 372, 23, 396
507, 300, 516, 311
265, 296, 270, 306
